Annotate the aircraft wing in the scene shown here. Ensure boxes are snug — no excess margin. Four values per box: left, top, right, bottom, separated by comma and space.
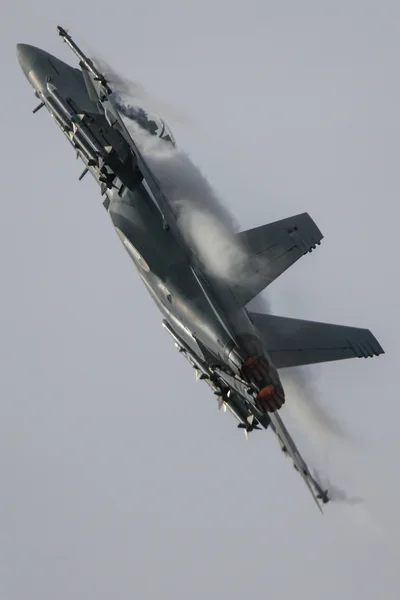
57, 26, 182, 236
102, 85, 182, 232
268, 412, 328, 511
214, 367, 329, 511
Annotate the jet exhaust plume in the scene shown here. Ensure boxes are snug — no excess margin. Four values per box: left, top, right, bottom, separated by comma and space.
280, 366, 347, 442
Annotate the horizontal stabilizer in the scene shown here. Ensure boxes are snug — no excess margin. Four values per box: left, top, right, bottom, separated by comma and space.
230, 213, 323, 306
249, 312, 384, 369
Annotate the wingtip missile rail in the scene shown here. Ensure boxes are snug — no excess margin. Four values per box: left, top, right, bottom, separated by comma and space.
57, 25, 111, 94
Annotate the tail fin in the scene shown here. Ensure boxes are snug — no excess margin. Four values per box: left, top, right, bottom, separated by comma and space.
248, 312, 384, 369
229, 213, 322, 307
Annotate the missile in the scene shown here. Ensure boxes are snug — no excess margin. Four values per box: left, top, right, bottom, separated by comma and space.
162, 320, 210, 380
46, 96, 98, 166
46, 82, 107, 158
162, 320, 256, 428
43, 93, 99, 168
57, 26, 112, 95
45, 96, 72, 130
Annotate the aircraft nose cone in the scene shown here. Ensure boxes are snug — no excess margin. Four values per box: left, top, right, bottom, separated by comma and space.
16, 44, 45, 78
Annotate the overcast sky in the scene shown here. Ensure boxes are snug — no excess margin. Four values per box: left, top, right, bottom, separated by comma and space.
1, 1, 400, 598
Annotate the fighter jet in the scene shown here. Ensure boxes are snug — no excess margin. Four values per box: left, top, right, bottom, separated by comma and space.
16, 27, 384, 511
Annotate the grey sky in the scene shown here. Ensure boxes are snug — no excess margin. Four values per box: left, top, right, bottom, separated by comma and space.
1, 1, 400, 598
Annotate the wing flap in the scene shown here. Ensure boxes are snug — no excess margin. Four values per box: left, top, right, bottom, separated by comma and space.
249, 312, 384, 369
230, 213, 323, 306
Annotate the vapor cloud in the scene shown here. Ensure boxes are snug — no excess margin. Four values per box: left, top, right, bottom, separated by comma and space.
280, 365, 347, 442
93, 56, 191, 127
96, 61, 255, 284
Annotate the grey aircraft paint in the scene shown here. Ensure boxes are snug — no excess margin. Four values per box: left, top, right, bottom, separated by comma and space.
16, 27, 384, 511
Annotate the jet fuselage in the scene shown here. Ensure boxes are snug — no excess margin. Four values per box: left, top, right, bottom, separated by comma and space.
21, 28, 387, 508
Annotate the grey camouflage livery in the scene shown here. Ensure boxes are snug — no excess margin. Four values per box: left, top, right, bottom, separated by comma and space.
16, 27, 384, 511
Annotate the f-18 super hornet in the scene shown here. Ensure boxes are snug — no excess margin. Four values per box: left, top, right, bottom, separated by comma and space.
16, 27, 384, 511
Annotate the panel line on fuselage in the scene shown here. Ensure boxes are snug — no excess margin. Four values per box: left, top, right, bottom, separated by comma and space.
190, 267, 236, 343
